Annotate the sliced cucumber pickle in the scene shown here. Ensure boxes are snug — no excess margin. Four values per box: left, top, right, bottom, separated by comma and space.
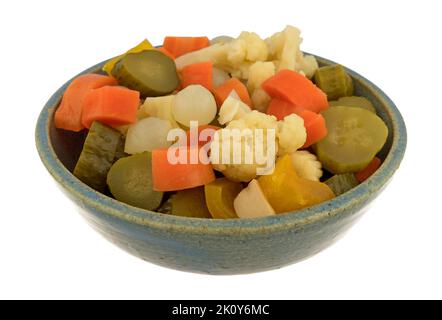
171, 187, 212, 218
106, 152, 163, 210
315, 106, 388, 174
112, 50, 179, 97
73, 121, 121, 192
325, 173, 359, 196
329, 96, 376, 113
314, 64, 353, 100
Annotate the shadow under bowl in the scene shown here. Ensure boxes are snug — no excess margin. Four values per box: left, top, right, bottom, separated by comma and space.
35, 54, 407, 275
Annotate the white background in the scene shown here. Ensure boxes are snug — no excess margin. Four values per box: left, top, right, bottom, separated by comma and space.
1, 0, 441, 300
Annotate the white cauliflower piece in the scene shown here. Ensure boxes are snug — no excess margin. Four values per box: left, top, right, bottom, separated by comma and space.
247, 61, 275, 92
218, 92, 252, 125
238, 32, 268, 62
290, 150, 323, 181
266, 25, 319, 78
277, 114, 306, 156
210, 111, 278, 182
251, 88, 271, 112
142, 95, 179, 128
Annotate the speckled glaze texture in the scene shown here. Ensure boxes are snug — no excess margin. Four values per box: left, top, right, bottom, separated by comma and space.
36, 55, 407, 275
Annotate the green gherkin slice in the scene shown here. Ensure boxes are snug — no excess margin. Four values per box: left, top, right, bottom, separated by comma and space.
314, 64, 353, 100
106, 152, 163, 210
171, 187, 212, 218
325, 173, 359, 196
73, 121, 121, 192
315, 106, 388, 174
329, 96, 376, 113
112, 50, 179, 97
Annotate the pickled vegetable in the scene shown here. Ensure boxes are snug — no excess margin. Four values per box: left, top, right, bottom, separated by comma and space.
258, 155, 335, 213
329, 96, 376, 113
233, 180, 275, 218
112, 50, 179, 97
106, 152, 163, 210
142, 95, 179, 128
324, 173, 359, 196
102, 39, 153, 75
172, 85, 217, 127
171, 187, 212, 218
204, 178, 243, 219
315, 106, 388, 174
314, 64, 353, 100
124, 117, 173, 154
73, 122, 121, 192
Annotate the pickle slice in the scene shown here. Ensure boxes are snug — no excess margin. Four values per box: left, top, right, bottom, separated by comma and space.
106, 152, 163, 210
315, 106, 388, 174
171, 187, 212, 218
204, 178, 243, 219
325, 173, 359, 196
329, 96, 376, 113
314, 64, 353, 100
112, 50, 179, 97
73, 121, 121, 192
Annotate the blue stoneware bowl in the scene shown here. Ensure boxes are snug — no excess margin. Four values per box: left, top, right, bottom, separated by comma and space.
36, 54, 406, 275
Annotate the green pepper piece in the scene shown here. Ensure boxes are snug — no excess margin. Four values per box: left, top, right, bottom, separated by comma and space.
106, 152, 163, 210
73, 121, 121, 191
204, 178, 243, 219
171, 187, 212, 218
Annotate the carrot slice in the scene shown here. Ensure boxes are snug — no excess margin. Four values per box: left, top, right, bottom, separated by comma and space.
54, 74, 117, 132
262, 70, 328, 113
266, 98, 297, 120
213, 78, 252, 107
162, 37, 210, 58
355, 157, 382, 182
181, 61, 214, 91
152, 147, 215, 191
81, 86, 140, 129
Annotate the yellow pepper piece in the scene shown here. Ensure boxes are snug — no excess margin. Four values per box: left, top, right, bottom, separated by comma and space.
258, 155, 335, 213
102, 39, 154, 75
204, 178, 243, 219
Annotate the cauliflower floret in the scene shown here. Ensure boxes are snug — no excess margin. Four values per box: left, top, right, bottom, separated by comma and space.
251, 88, 271, 112
210, 111, 278, 182
247, 61, 275, 92
218, 92, 252, 125
277, 114, 306, 156
266, 25, 318, 78
290, 150, 322, 181
238, 32, 268, 62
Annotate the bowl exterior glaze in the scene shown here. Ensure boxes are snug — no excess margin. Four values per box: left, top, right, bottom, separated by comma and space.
36, 55, 406, 275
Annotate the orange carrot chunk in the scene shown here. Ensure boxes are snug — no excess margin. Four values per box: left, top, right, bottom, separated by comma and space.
81, 86, 140, 129
162, 36, 210, 58
54, 74, 118, 132
355, 157, 382, 182
262, 70, 328, 113
213, 78, 252, 107
181, 61, 214, 91
266, 98, 297, 121
152, 147, 215, 191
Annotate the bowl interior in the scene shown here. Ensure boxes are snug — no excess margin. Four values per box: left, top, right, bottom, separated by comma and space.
37, 54, 406, 232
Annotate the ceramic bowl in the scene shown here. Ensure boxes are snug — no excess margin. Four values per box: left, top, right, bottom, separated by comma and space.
35, 54, 406, 275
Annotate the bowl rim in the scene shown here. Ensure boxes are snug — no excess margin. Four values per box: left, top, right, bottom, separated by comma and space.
35, 54, 407, 235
